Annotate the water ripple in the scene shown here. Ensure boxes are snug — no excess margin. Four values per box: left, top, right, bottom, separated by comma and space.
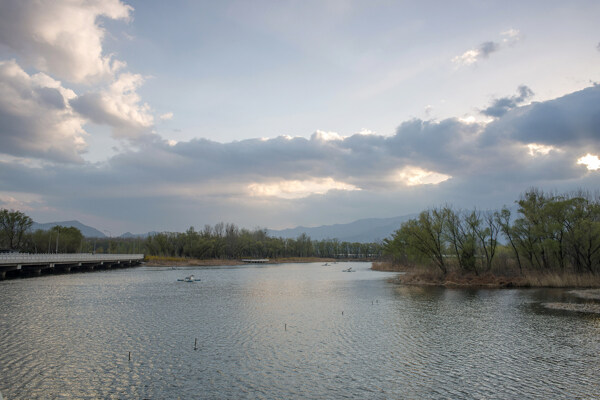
1, 265, 600, 399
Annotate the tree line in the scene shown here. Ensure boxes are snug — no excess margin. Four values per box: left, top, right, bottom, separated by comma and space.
0, 210, 89, 253
0, 209, 382, 259
143, 224, 381, 260
383, 189, 600, 275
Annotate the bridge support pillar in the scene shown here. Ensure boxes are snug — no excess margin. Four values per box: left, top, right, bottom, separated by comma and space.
0, 271, 5, 280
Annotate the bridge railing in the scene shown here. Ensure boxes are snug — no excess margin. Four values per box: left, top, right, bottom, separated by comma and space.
0, 253, 145, 265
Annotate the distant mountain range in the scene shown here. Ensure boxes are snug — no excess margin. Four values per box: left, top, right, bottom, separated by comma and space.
30, 221, 158, 239
267, 215, 416, 243
31, 220, 106, 238
31, 214, 417, 242
31, 205, 518, 243
266, 208, 518, 243
119, 231, 159, 239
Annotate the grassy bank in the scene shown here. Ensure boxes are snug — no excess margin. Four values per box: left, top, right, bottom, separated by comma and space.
144, 255, 340, 267
372, 261, 600, 288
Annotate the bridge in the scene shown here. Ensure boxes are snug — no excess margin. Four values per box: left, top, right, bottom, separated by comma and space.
0, 253, 144, 280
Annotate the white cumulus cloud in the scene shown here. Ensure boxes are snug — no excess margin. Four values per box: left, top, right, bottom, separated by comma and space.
0, 59, 88, 163
0, 0, 132, 84
311, 130, 345, 142
0, 0, 158, 156
160, 112, 174, 121
453, 29, 521, 66
71, 72, 154, 139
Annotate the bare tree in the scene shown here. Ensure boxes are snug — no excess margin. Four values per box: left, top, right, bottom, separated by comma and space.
0, 209, 33, 250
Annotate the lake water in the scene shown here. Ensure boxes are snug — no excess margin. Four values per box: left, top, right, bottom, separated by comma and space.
1, 262, 599, 399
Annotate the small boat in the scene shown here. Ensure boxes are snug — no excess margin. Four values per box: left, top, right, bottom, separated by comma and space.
177, 275, 200, 282
342, 267, 355, 272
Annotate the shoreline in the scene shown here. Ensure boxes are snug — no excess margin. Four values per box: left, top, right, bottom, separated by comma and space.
143, 256, 357, 267
144, 257, 600, 289
372, 261, 600, 288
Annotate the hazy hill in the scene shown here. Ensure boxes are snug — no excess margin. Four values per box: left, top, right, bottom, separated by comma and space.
119, 231, 159, 239
267, 214, 416, 243
31, 220, 106, 238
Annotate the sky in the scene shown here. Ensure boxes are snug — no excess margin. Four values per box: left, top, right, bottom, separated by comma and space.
0, 0, 599, 236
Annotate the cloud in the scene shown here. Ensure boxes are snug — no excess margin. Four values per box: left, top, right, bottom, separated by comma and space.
452, 49, 480, 66
481, 85, 534, 117
0, 59, 87, 163
0, 0, 158, 155
501, 29, 521, 42
483, 85, 600, 149
2, 79, 600, 233
387, 118, 480, 173
248, 178, 360, 199
577, 154, 600, 171
526, 143, 557, 157
311, 130, 345, 142
71, 72, 154, 139
424, 105, 433, 118
393, 166, 451, 186
453, 29, 521, 66
453, 41, 499, 65
159, 112, 174, 121
0, 0, 132, 84
479, 41, 500, 58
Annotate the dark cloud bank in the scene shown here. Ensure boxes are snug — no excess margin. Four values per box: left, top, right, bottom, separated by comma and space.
481, 85, 534, 117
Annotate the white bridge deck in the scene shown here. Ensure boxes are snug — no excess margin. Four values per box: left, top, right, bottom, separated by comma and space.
0, 253, 144, 279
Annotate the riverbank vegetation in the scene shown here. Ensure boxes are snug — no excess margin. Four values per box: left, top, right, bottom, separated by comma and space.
377, 189, 600, 287
144, 255, 339, 266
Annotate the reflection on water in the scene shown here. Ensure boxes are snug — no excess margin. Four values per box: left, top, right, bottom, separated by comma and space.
1, 262, 599, 399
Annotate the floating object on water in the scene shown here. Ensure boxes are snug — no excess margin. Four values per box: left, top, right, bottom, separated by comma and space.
177, 275, 200, 282
342, 267, 355, 272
